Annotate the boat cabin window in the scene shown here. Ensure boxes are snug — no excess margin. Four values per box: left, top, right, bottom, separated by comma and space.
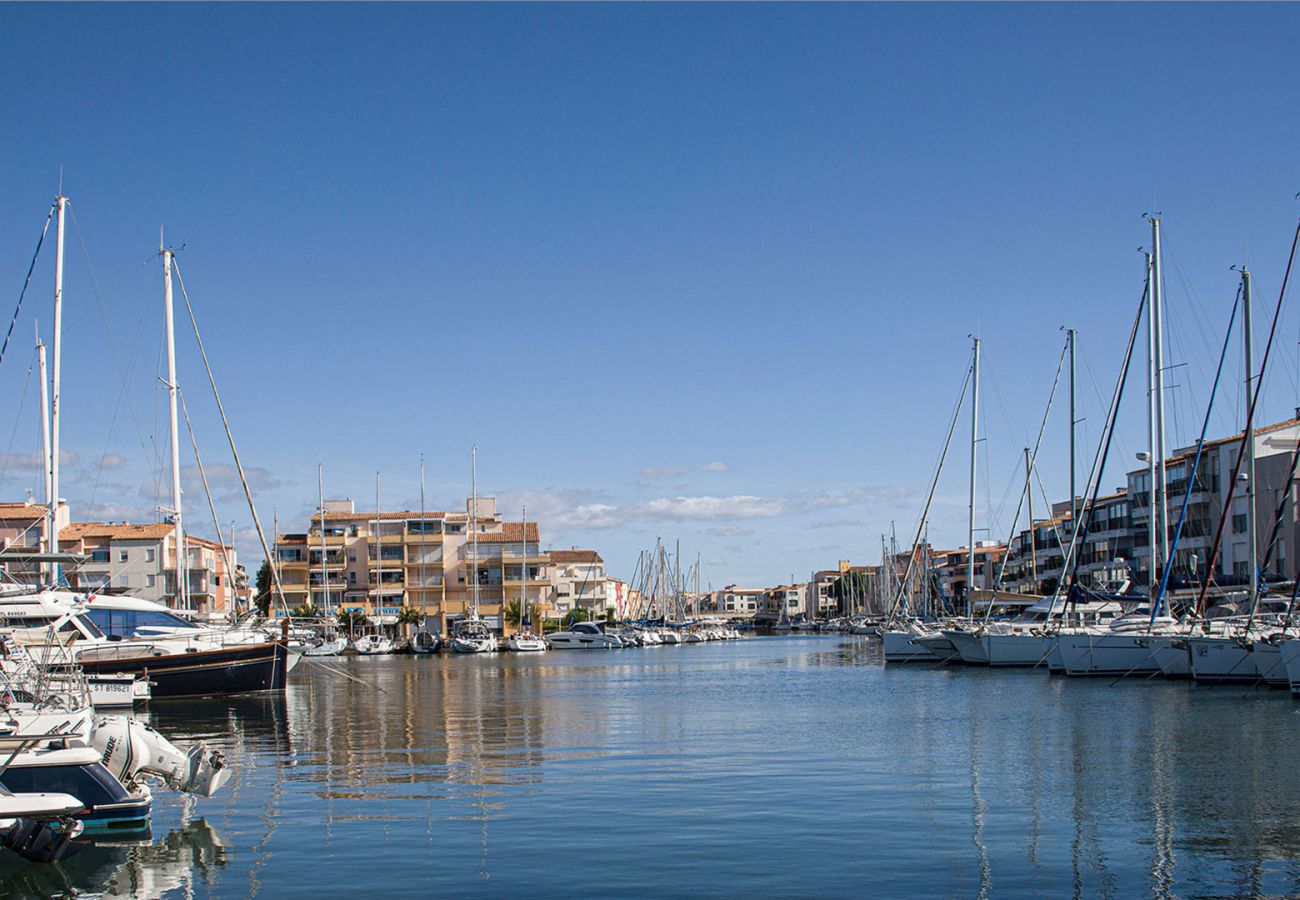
85, 607, 201, 637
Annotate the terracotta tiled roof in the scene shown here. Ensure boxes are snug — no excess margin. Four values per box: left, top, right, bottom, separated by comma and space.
62, 522, 175, 541
548, 548, 602, 564
472, 522, 539, 543
1144, 416, 1300, 470
0, 503, 47, 521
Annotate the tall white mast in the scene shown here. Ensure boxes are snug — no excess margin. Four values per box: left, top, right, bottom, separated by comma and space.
1242, 267, 1259, 606
374, 470, 381, 620
519, 504, 527, 634
967, 336, 980, 617
318, 463, 328, 612
1144, 250, 1159, 588
1151, 217, 1170, 579
1067, 327, 1077, 526
470, 445, 479, 619
162, 238, 187, 611
48, 195, 67, 580
37, 325, 51, 584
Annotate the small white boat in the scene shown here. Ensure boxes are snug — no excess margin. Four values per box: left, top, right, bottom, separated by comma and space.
304, 638, 347, 657
547, 622, 623, 649
353, 635, 395, 655
449, 618, 498, 654
506, 631, 547, 652
86, 674, 151, 708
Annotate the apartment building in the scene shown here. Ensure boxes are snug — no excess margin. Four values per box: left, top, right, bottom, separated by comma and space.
275, 497, 548, 634
0, 499, 69, 584
547, 548, 612, 618
58, 522, 242, 619
758, 584, 807, 621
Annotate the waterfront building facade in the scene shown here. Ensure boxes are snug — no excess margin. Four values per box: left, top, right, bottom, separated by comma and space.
275, 497, 548, 634
547, 548, 612, 619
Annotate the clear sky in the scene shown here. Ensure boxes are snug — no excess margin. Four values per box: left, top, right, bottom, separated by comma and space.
1, 3, 1298, 588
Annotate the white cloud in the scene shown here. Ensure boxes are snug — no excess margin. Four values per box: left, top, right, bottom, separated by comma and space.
640, 495, 785, 520
702, 461, 729, 472
97, 452, 127, 471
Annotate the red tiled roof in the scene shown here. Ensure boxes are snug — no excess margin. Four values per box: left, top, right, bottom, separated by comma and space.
62, 522, 175, 541
472, 522, 539, 543
548, 548, 602, 564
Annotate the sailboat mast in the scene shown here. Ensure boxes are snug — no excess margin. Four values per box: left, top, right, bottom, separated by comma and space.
1242, 267, 1259, 606
1067, 327, 1077, 526
967, 336, 980, 617
36, 327, 51, 584
48, 195, 66, 580
1144, 250, 1159, 589
318, 463, 328, 612
162, 241, 187, 612
520, 505, 527, 634
471, 445, 479, 618
1151, 217, 1170, 579
374, 470, 381, 621
1026, 447, 1036, 590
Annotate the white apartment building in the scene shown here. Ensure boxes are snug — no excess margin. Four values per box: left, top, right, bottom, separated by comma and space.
547, 548, 611, 618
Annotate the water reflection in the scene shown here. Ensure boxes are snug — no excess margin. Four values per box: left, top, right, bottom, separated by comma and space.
0, 819, 227, 898
3, 641, 1299, 896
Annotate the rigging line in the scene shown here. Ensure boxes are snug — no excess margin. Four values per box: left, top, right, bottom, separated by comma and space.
887, 350, 974, 622
991, 336, 1068, 593
1198, 217, 1300, 620
171, 257, 290, 617
69, 206, 160, 505
87, 288, 156, 509
0, 350, 37, 494
1155, 286, 1241, 622
0, 203, 55, 368
180, 390, 239, 612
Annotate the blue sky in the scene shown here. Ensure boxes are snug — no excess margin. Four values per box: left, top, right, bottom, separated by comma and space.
1, 4, 1298, 587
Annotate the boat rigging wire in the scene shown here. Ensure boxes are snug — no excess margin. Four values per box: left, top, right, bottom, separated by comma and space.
1194, 216, 1300, 618
0, 203, 54, 368
0, 349, 36, 495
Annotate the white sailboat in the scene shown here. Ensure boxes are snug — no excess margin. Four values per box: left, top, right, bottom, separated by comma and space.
450, 446, 498, 654
506, 506, 546, 652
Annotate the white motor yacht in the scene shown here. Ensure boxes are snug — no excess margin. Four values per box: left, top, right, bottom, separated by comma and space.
546, 622, 623, 649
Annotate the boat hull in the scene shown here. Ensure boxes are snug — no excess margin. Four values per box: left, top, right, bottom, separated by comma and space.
984, 632, 1054, 668
944, 630, 989, 665
1282, 639, 1300, 696
1058, 632, 1163, 677
881, 630, 950, 663
1251, 639, 1288, 686
1188, 637, 1258, 685
77, 641, 290, 699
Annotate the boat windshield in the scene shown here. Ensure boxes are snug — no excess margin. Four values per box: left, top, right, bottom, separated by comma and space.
84, 607, 201, 637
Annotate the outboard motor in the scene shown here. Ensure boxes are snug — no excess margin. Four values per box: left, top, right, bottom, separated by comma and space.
2, 817, 84, 863
92, 717, 232, 798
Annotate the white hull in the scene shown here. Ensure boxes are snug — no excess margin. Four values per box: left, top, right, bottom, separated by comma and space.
983, 632, 1054, 668
944, 630, 989, 665
450, 637, 498, 653
882, 629, 948, 663
1251, 639, 1288, 686
87, 675, 150, 708
506, 637, 547, 652
1153, 642, 1191, 678
1282, 639, 1300, 695
1045, 638, 1064, 673
1058, 631, 1163, 677
1188, 636, 1258, 685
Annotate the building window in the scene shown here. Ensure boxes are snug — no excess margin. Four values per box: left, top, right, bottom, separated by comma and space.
145, 548, 156, 562
1232, 514, 1248, 534
118, 550, 129, 563
90, 549, 110, 563
147, 574, 156, 588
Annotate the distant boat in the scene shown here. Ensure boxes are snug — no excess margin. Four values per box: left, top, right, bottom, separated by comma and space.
409, 631, 440, 654
305, 638, 347, 657
353, 634, 394, 655
547, 622, 622, 649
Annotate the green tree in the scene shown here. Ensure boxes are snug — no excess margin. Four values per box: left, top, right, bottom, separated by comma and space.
291, 601, 318, 619
562, 607, 593, 627
337, 608, 369, 633
254, 560, 273, 616
396, 605, 424, 636
503, 600, 522, 628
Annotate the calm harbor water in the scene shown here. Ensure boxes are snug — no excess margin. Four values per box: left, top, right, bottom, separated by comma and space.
2, 635, 1299, 898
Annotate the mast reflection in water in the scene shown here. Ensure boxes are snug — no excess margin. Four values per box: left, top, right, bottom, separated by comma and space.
3, 640, 1299, 897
